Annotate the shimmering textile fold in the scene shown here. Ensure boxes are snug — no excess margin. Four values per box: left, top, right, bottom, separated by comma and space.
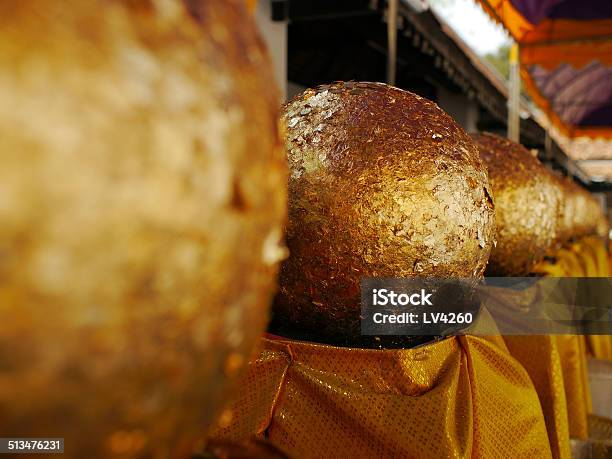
578, 237, 612, 361
587, 336, 612, 361
555, 335, 592, 439
503, 335, 571, 458
210, 237, 609, 458
515, 236, 611, 448
541, 237, 612, 362
211, 333, 552, 458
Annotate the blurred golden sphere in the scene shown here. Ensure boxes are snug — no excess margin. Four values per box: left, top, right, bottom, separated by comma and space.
0, 1, 286, 457
472, 133, 561, 275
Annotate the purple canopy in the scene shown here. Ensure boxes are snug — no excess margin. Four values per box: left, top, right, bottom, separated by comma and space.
478, 0, 612, 137
529, 62, 612, 127
511, 0, 612, 23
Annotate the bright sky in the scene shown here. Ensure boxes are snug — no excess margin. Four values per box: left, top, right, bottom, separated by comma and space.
428, 0, 511, 55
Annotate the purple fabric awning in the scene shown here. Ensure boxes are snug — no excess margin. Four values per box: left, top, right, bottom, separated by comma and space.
511, 0, 612, 24
478, 0, 612, 137
529, 61, 612, 127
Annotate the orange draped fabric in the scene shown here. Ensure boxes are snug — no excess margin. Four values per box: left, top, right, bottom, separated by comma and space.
211, 331, 553, 458
503, 335, 572, 457
476, 0, 612, 44
519, 41, 612, 70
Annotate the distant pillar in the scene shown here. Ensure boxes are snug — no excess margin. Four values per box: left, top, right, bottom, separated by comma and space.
507, 43, 520, 142
544, 128, 552, 161
387, 0, 398, 86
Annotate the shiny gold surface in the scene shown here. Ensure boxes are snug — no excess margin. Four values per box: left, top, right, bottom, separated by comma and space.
503, 335, 572, 459
522, 237, 611, 450
471, 133, 561, 275
275, 82, 495, 344
495, 237, 611, 458
557, 178, 606, 241
211, 333, 553, 458
0, 1, 286, 457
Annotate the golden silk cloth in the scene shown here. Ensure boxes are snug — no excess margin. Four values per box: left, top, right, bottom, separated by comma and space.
475, 280, 573, 457
536, 237, 611, 363
211, 332, 553, 458
502, 335, 572, 458
587, 336, 612, 362
505, 236, 611, 451
579, 237, 612, 361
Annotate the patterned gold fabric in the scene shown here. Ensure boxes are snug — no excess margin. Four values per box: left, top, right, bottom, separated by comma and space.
503, 335, 571, 458
577, 237, 612, 361
516, 236, 611, 449
587, 335, 612, 361
555, 335, 592, 439
211, 331, 552, 458
546, 237, 611, 365
210, 237, 610, 458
